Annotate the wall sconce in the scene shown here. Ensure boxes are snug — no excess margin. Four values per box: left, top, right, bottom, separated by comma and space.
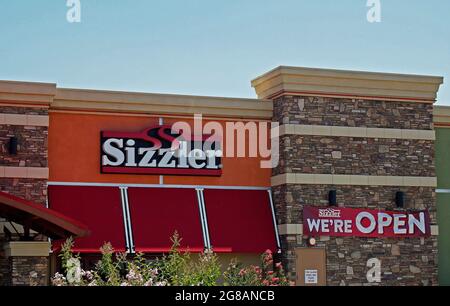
395, 191, 405, 208
8, 137, 18, 155
328, 190, 337, 206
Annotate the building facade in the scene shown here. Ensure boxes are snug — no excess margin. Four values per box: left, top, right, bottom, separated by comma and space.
0, 66, 445, 286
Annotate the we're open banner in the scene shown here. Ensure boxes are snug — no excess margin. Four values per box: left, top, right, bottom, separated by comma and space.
303, 206, 431, 238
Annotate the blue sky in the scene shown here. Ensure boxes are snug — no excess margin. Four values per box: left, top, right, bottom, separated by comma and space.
1, 1, 449, 104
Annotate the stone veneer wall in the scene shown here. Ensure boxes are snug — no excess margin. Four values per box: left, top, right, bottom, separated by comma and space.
0, 179, 48, 205
0, 105, 49, 286
272, 95, 438, 286
0, 105, 48, 203
0, 239, 11, 286
0, 126, 48, 168
273, 96, 433, 129
9, 257, 48, 286
275, 136, 434, 177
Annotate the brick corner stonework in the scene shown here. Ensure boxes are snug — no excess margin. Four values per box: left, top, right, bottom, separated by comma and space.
0, 104, 50, 286
271, 95, 438, 286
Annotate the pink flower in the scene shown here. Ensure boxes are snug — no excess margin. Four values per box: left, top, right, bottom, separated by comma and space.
272, 277, 280, 282
267, 271, 274, 275
265, 249, 272, 254
275, 262, 282, 269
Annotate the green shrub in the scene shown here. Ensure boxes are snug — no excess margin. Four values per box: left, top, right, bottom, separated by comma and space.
223, 259, 262, 286
52, 232, 292, 286
223, 250, 292, 286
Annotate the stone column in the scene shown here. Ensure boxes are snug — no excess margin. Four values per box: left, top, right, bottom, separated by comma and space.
0, 80, 55, 286
3, 242, 50, 286
252, 66, 443, 286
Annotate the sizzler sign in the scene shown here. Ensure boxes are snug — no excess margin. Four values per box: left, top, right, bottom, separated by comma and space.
101, 125, 222, 176
303, 206, 431, 238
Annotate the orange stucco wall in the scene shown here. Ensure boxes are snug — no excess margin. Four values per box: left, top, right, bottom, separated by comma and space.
48, 112, 271, 187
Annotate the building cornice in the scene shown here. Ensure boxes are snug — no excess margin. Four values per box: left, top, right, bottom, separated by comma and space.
251, 66, 444, 103
52, 88, 273, 119
0, 80, 56, 105
0, 80, 273, 119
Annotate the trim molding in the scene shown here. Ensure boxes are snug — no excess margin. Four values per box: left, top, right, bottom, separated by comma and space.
0, 102, 50, 109
47, 181, 270, 190
434, 105, 450, 126
52, 88, 273, 119
278, 224, 438, 236
264, 90, 436, 103
49, 109, 271, 122
4, 241, 51, 257
251, 66, 443, 102
278, 224, 303, 235
0, 167, 49, 179
271, 173, 437, 187
278, 124, 435, 140
432, 225, 439, 236
0, 113, 49, 127
0, 80, 56, 105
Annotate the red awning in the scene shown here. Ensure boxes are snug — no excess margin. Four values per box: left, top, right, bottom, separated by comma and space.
48, 186, 127, 253
0, 191, 89, 240
48, 185, 279, 254
203, 189, 278, 253
127, 187, 204, 253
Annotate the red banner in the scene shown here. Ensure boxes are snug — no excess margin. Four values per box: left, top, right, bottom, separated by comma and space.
303, 206, 431, 238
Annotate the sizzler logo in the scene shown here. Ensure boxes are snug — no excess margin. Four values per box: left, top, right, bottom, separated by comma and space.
101, 125, 222, 176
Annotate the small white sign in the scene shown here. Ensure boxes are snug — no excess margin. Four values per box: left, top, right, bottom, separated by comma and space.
305, 269, 318, 284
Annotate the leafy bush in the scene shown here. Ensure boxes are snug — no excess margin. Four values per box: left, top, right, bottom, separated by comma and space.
223, 259, 262, 286
52, 232, 292, 286
223, 249, 292, 286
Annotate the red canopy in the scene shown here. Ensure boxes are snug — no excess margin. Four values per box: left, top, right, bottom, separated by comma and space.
0, 191, 89, 240
203, 189, 278, 253
48, 185, 279, 254
127, 187, 205, 253
48, 186, 126, 252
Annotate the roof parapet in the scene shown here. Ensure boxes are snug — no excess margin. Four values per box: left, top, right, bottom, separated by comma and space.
252, 66, 444, 103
